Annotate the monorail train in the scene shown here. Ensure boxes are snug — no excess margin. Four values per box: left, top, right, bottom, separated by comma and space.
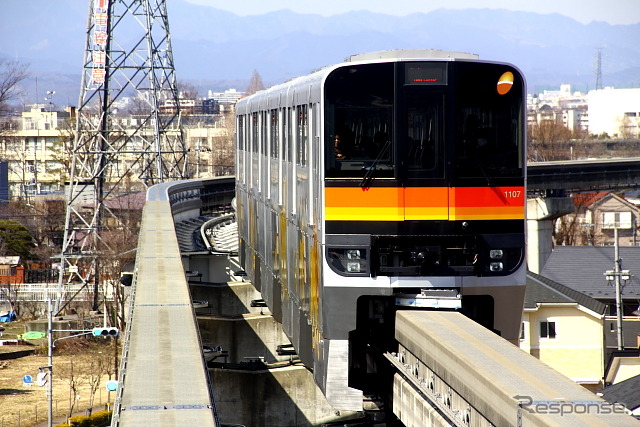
235, 49, 526, 410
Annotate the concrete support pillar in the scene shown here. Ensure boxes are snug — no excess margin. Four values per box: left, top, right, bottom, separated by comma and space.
526, 197, 574, 274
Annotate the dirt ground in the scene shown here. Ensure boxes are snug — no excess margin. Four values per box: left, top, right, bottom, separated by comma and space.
0, 321, 116, 427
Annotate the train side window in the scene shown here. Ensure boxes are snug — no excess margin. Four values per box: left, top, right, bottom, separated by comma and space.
261, 111, 267, 157
283, 107, 290, 162
278, 108, 284, 203
297, 104, 308, 167
289, 107, 296, 163
237, 115, 244, 151
270, 109, 279, 159
251, 112, 258, 153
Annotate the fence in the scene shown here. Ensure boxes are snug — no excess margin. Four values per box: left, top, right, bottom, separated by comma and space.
0, 283, 115, 304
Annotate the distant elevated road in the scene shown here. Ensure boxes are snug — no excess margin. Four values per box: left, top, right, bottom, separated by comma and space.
528, 157, 640, 193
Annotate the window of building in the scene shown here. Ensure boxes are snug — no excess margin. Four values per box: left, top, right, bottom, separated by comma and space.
602, 211, 632, 229
540, 320, 556, 339
520, 322, 525, 340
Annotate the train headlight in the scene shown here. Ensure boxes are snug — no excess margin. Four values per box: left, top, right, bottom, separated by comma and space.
347, 261, 363, 273
489, 262, 504, 272
489, 249, 504, 259
347, 249, 361, 259
327, 247, 369, 276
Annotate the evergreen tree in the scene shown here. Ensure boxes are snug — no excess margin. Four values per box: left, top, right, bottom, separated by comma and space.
0, 220, 36, 262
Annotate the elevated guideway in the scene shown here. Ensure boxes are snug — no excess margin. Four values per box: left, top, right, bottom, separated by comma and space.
392, 310, 638, 426
110, 178, 235, 427
110, 169, 640, 425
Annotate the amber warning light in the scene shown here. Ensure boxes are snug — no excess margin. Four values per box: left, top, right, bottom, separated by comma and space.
497, 71, 514, 95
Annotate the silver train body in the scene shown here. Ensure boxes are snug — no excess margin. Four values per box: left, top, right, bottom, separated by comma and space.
235, 50, 527, 410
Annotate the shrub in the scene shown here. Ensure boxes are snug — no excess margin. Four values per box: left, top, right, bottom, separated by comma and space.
54, 410, 112, 427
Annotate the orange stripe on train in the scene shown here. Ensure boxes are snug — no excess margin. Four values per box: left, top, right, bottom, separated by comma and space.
324, 186, 524, 221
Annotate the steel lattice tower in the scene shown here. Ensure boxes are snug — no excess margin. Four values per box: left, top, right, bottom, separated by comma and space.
595, 48, 604, 90
56, 0, 188, 313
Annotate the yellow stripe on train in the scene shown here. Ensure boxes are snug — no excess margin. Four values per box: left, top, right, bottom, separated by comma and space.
325, 206, 522, 221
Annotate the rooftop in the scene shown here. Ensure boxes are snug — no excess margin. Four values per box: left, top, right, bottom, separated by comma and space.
541, 246, 640, 300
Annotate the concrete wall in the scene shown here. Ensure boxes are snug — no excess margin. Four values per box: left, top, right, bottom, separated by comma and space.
190, 281, 263, 317
211, 366, 360, 427
198, 314, 291, 364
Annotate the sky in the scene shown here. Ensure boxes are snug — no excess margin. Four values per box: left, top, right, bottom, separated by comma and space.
184, 0, 640, 25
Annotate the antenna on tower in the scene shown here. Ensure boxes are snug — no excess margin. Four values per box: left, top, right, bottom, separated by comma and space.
55, 0, 188, 314
595, 47, 604, 90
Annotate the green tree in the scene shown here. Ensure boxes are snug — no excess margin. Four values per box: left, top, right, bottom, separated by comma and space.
0, 220, 36, 262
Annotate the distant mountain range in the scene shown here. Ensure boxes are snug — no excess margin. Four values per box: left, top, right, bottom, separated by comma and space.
1, 0, 639, 107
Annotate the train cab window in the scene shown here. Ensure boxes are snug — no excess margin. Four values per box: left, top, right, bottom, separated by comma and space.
453, 63, 524, 182
325, 63, 394, 178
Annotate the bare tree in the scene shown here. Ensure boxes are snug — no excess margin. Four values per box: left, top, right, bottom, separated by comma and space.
0, 59, 29, 119
58, 359, 85, 418
93, 192, 141, 332
178, 80, 199, 99
528, 119, 573, 161
618, 115, 636, 140
84, 349, 113, 415
49, 114, 76, 183
211, 110, 235, 176
245, 69, 265, 96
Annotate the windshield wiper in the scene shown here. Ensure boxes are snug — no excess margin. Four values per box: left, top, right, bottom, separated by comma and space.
360, 140, 391, 188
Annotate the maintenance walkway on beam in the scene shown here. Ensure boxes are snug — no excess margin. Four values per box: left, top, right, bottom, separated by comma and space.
110, 178, 236, 427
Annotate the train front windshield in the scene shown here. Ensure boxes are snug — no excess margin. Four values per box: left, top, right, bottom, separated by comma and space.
324, 61, 524, 184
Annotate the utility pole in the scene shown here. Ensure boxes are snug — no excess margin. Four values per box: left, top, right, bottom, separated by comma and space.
56, 0, 187, 314
604, 226, 631, 351
614, 227, 623, 350
47, 298, 53, 427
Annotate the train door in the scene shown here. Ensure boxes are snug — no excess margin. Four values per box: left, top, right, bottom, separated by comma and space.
398, 86, 448, 221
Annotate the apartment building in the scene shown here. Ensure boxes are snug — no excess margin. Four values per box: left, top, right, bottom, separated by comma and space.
0, 106, 74, 199
0, 103, 233, 199
589, 88, 640, 138
528, 85, 640, 139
